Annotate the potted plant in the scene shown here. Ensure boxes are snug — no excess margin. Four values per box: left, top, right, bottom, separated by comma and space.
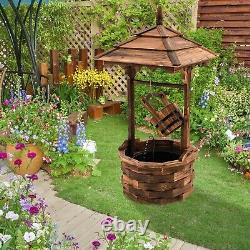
0, 96, 60, 175
73, 68, 113, 100
5, 142, 43, 176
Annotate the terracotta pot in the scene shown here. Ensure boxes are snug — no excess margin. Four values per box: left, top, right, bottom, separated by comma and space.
6, 144, 43, 176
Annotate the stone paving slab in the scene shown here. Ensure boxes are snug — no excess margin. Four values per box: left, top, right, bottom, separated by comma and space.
0, 164, 209, 250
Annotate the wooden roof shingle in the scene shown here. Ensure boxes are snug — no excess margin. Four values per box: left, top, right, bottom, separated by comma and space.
96, 8, 217, 71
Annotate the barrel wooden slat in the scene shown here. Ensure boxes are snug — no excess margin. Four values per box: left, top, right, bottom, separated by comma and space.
119, 139, 197, 204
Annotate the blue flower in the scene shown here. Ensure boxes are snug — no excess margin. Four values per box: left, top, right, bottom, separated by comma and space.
57, 120, 69, 154
76, 122, 86, 147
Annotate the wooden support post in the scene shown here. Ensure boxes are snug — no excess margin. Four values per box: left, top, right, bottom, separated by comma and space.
181, 67, 192, 152
39, 63, 48, 86
50, 50, 60, 84
77, 61, 84, 70
79, 48, 88, 69
94, 49, 104, 99
94, 49, 104, 71
126, 66, 136, 156
64, 62, 74, 84
68, 48, 78, 72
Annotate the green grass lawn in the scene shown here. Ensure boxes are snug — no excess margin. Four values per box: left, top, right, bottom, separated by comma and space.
53, 116, 250, 250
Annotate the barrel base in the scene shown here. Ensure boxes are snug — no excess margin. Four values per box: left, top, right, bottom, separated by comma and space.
119, 139, 198, 204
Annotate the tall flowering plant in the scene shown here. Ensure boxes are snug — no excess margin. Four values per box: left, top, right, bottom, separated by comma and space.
57, 119, 70, 154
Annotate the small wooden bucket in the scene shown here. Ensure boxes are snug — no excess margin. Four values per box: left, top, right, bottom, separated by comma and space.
142, 93, 183, 136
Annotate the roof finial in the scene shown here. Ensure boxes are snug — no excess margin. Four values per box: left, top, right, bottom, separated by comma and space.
156, 6, 163, 25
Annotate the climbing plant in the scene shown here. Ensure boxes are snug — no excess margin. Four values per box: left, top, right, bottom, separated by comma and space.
0, 0, 76, 71
89, 0, 195, 50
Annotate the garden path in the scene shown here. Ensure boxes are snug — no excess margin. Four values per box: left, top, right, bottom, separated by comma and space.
0, 165, 209, 250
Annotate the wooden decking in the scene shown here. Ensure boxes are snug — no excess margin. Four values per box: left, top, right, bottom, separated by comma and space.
0, 164, 209, 250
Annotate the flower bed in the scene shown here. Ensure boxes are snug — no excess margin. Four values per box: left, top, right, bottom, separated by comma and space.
91, 217, 170, 250
0, 175, 79, 249
0, 94, 99, 178
223, 138, 250, 177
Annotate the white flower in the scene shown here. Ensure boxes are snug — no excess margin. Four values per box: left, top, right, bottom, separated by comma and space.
3, 203, 8, 210
3, 181, 10, 188
1, 234, 11, 243
32, 223, 42, 231
5, 211, 19, 221
23, 232, 36, 243
225, 129, 236, 141
36, 230, 44, 238
144, 242, 154, 249
83, 140, 97, 154
0, 210, 3, 216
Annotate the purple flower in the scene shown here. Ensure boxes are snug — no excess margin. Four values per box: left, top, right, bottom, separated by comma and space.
20, 198, 32, 211
15, 143, 25, 150
29, 206, 39, 215
107, 233, 116, 241
27, 151, 36, 159
3, 99, 10, 106
101, 217, 113, 225
24, 219, 32, 228
14, 159, 22, 166
92, 240, 101, 249
27, 174, 38, 181
0, 151, 7, 160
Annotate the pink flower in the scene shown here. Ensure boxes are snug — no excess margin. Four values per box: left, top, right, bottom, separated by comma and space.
3, 99, 10, 106
235, 146, 243, 153
42, 156, 52, 164
27, 174, 38, 181
14, 159, 22, 166
0, 151, 7, 160
29, 206, 39, 215
15, 143, 25, 150
107, 233, 116, 241
92, 240, 101, 249
101, 217, 113, 225
27, 151, 36, 159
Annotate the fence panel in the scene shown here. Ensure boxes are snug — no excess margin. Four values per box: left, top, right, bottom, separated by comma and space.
198, 0, 250, 67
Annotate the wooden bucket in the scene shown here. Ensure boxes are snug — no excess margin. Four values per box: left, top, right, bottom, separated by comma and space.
142, 93, 183, 136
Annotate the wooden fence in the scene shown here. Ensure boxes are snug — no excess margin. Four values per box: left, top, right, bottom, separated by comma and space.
197, 0, 250, 67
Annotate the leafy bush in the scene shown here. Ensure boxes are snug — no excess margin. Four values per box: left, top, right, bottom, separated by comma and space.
49, 142, 99, 177
223, 141, 250, 171
89, 0, 195, 49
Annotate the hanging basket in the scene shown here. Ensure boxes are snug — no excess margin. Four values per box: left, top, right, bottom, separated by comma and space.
142, 93, 183, 136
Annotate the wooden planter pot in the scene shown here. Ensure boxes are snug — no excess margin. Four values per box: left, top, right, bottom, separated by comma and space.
6, 144, 43, 176
119, 139, 198, 204
88, 101, 121, 120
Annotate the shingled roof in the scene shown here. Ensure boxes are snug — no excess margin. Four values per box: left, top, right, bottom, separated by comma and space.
95, 8, 217, 72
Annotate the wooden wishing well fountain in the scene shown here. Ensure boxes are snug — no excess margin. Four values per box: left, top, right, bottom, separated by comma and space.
96, 7, 217, 204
